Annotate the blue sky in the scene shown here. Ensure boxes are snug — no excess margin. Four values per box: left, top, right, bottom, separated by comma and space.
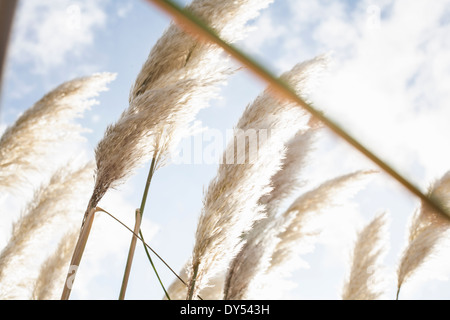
1, 0, 450, 300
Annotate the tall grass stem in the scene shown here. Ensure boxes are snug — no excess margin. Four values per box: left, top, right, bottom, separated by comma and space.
60, 207, 96, 300
119, 156, 170, 299
119, 209, 143, 300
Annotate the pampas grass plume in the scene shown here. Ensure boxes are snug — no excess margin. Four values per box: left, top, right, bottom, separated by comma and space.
0, 73, 115, 192
341, 212, 390, 300
396, 171, 450, 298
224, 128, 317, 300
187, 55, 328, 300
89, 0, 274, 211
31, 230, 78, 300
269, 170, 377, 274
0, 162, 94, 299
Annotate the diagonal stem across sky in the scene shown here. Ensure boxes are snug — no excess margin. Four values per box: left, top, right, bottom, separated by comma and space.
144, 0, 450, 220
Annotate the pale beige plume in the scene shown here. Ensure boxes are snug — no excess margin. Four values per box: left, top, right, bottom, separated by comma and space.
0, 162, 94, 299
242, 170, 376, 299
0, 73, 115, 192
89, 0, 274, 212
165, 262, 224, 300
223, 127, 318, 300
187, 55, 329, 300
396, 171, 450, 298
341, 212, 390, 300
31, 230, 78, 300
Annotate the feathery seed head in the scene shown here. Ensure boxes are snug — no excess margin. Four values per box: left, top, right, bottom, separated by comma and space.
187, 55, 330, 299
92, 0, 275, 210
342, 212, 390, 300
0, 162, 94, 299
0, 73, 115, 192
397, 171, 450, 296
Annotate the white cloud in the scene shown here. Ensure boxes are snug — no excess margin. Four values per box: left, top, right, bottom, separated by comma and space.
238, 10, 288, 57
116, 2, 134, 18
316, 1, 450, 185
9, 0, 108, 74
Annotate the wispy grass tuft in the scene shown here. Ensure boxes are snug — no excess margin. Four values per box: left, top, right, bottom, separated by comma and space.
32, 230, 79, 300
341, 212, 390, 300
89, 0, 274, 212
396, 171, 450, 299
187, 55, 328, 300
0, 162, 94, 299
223, 126, 318, 300
236, 170, 376, 299
0, 73, 115, 192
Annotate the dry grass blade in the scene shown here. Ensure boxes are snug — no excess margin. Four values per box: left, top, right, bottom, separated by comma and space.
342, 212, 390, 300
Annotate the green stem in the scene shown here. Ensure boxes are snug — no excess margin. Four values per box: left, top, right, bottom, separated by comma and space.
98, 206, 179, 298
118, 156, 169, 299
139, 156, 157, 215
119, 209, 142, 300
138, 156, 170, 298
140, 229, 170, 300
